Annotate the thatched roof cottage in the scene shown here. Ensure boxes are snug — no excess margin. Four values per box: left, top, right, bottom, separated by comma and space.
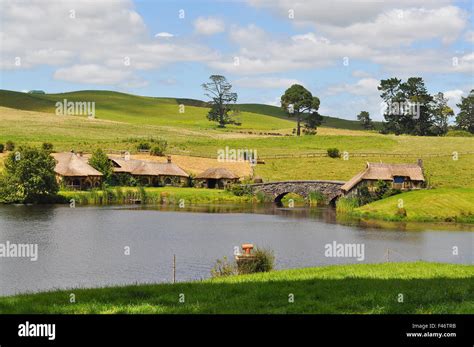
341, 161, 425, 196
110, 155, 189, 187
194, 167, 239, 189
52, 152, 102, 189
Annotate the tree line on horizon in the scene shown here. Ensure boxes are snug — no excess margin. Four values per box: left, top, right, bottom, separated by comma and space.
375, 77, 473, 136
202, 75, 472, 137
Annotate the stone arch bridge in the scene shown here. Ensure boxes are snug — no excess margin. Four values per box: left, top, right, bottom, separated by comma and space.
250, 180, 345, 205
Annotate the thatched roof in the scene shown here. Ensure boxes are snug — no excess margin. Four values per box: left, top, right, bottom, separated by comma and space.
52, 152, 103, 177
341, 162, 424, 192
109, 158, 142, 173
195, 167, 239, 179
111, 157, 189, 177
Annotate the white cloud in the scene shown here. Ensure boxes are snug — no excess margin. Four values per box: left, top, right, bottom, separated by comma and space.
247, 0, 454, 27
263, 97, 282, 107
371, 50, 474, 74
465, 30, 474, 43
211, 26, 371, 74
234, 77, 302, 89
154, 32, 174, 38
327, 78, 380, 96
194, 17, 225, 35
54, 64, 133, 85
1, 0, 471, 92
444, 89, 464, 114
119, 78, 150, 89
1, 0, 217, 85
320, 6, 467, 48
240, 1, 470, 77
352, 70, 372, 78
444, 89, 464, 101
210, 20, 473, 77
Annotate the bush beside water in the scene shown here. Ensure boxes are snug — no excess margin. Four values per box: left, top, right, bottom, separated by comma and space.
211, 247, 275, 278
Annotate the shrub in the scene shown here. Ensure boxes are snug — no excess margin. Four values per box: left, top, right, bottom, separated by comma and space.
137, 142, 151, 151
374, 180, 390, 199
303, 128, 317, 135
238, 247, 275, 274
41, 142, 54, 152
255, 191, 271, 203
395, 208, 407, 217
446, 129, 473, 137
112, 173, 138, 187
227, 183, 252, 196
150, 140, 167, 156
327, 148, 340, 158
336, 197, 359, 213
308, 191, 325, 206
0, 144, 4, 153
5, 141, 15, 151
357, 185, 374, 205
211, 256, 236, 278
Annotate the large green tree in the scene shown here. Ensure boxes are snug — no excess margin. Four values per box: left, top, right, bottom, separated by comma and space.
0, 147, 59, 203
202, 75, 239, 128
430, 92, 453, 136
88, 148, 113, 183
378, 77, 434, 135
357, 111, 375, 130
281, 84, 320, 136
455, 89, 474, 133
304, 110, 323, 134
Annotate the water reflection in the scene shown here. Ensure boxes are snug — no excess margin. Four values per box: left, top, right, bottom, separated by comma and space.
0, 204, 472, 296
124, 203, 474, 232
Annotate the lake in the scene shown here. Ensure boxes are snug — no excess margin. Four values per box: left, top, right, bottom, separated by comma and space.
0, 204, 472, 296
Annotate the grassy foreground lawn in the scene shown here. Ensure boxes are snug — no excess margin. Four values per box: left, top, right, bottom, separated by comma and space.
356, 188, 474, 223
0, 262, 472, 314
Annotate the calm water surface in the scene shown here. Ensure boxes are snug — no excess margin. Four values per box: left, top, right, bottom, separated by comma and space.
0, 204, 472, 296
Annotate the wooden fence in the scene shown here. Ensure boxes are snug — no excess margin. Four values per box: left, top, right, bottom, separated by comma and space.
254, 151, 474, 160
104, 149, 474, 160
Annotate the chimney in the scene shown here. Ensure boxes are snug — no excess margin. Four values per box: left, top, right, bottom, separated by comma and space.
167, 155, 172, 163
417, 158, 423, 168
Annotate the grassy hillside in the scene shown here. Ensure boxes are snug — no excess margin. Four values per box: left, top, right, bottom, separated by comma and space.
355, 188, 474, 223
0, 89, 380, 131
0, 262, 472, 314
237, 103, 382, 130
0, 89, 294, 131
0, 89, 473, 189
1, 106, 474, 187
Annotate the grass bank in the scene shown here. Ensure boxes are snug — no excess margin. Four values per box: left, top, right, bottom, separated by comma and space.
59, 187, 255, 205
353, 188, 474, 223
0, 262, 472, 314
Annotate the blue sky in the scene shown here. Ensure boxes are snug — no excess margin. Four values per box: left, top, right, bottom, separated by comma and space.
1, 0, 472, 120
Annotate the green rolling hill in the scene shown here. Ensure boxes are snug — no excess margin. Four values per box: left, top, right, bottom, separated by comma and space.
0, 89, 291, 131
236, 103, 382, 130
0, 89, 379, 131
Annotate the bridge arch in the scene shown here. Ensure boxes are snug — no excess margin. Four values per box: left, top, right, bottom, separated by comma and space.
250, 180, 345, 205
